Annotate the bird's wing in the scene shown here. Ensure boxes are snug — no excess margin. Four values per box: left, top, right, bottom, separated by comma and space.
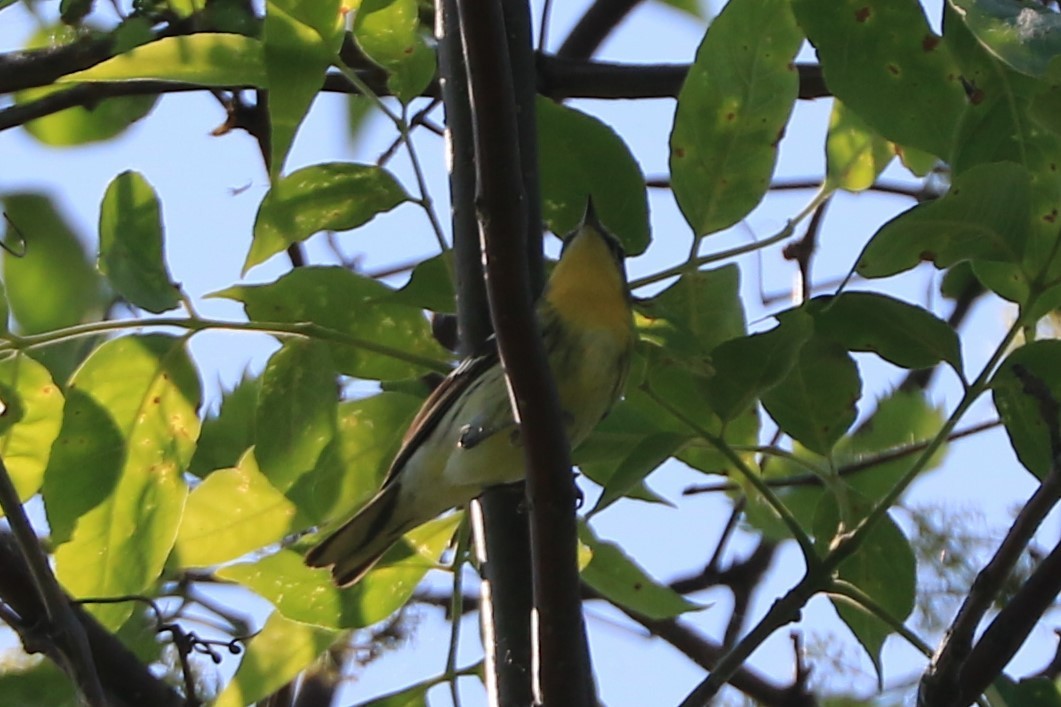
381, 348, 500, 487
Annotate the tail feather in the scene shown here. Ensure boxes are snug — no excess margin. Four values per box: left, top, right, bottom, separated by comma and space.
305, 481, 405, 587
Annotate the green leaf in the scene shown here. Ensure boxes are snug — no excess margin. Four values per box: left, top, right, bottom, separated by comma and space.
950, 0, 1061, 78
856, 162, 1031, 278
214, 610, 337, 707
378, 253, 456, 314
992, 340, 1061, 479
579, 524, 702, 620
2, 193, 102, 334
589, 432, 687, 514
247, 162, 409, 272
834, 389, 946, 502
212, 266, 447, 380
812, 292, 964, 373
0, 658, 77, 707
816, 499, 916, 682
992, 675, 1061, 707
353, 0, 436, 104
792, 0, 967, 158
98, 171, 180, 313
538, 97, 650, 256
61, 34, 267, 86
44, 335, 200, 630
704, 310, 813, 421
219, 515, 461, 628
16, 25, 157, 146
356, 684, 429, 706
637, 265, 746, 356
176, 450, 308, 566
188, 372, 259, 477
824, 100, 894, 192
670, 0, 802, 236
0, 355, 65, 506
255, 340, 337, 491
762, 338, 860, 456
264, 0, 344, 177
286, 392, 423, 524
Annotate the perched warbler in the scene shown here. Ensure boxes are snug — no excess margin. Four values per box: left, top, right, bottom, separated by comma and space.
305, 202, 636, 586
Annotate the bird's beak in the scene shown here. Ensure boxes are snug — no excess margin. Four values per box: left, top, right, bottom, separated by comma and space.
582, 196, 604, 232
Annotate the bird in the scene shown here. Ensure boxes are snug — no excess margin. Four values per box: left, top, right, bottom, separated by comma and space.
305, 201, 636, 586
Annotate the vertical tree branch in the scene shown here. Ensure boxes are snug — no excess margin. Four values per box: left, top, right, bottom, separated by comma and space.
437, 1, 536, 704
455, 1, 596, 704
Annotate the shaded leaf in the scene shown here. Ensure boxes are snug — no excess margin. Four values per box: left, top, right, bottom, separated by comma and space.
247, 162, 409, 272
637, 265, 746, 355
2, 193, 102, 334
579, 523, 702, 620
993, 675, 1061, 707
992, 340, 1061, 479
670, 0, 802, 236
704, 310, 813, 421
856, 162, 1031, 278
219, 515, 461, 628
214, 610, 337, 707
45, 335, 199, 630
255, 340, 337, 491
762, 338, 860, 456
212, 266, 447, 380
377, 253, 455, 313
98, 171, 180, 313
812, 292, 964, 373
538, 97, 650, 255
176, 450, 308, 566
589, 432, 687, 514
950, 0, 1061, 78
188, 373, 259, 477
792, 0, 966, 158
816, 498, 916, 682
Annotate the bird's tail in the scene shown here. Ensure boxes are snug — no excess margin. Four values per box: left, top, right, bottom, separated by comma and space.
304, 481, 406, 587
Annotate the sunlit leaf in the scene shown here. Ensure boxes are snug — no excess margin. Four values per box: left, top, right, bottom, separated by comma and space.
670, 0, 802, 236
264, 0, 344, 177
214, 611, 337, 707
98, 171, 180, 313
286, 392, 422, 524
176, 450, 309, 566
213, 267, 447, 380
538, 97, 650, 255
61, 34, 266, 86
246, 162, 409, 272
219, 515, 461, 628
0, 355, 64, 506
255, 340, 337, 491
44, 335, 199, 630
353, 0, 436, 103
824, 100, 894, 192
